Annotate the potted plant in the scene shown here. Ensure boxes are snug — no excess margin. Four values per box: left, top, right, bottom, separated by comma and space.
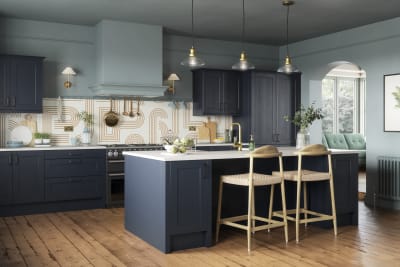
33, 132, 43, 145
78, 111, 94, 144
42, 133, 51, 145
284, 102, 324, 148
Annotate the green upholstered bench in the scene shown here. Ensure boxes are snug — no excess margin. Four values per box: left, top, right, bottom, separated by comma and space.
322, 133, 366, 167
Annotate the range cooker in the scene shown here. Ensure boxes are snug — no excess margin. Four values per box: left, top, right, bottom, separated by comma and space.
105, 144, 164, 207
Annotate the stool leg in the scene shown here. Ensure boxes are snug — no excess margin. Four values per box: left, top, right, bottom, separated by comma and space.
268, 184, 275, 232
251, 186, 255, 234
329, 177, 338, 236
296, 179, 301, 243
303, 181, 308, 228
280, 181, 288, 243
216, 178, 223, 243
247, 184, 253, 252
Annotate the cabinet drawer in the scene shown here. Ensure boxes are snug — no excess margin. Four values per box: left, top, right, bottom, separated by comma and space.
44, 149, 105, 159
45, 176, 102, 201
45, 158, 105, 178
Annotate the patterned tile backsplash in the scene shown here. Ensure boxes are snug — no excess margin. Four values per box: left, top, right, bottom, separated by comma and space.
0, 98, 232, 146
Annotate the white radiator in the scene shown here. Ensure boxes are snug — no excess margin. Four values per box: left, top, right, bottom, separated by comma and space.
378, 156, 400, 200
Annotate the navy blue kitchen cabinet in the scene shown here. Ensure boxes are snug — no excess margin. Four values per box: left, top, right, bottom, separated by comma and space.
192, 69, 241, 115
234, 71, 301, 145
0, 151, 44, 206
125, 157, 212, 253
0, 153, 14, 205
0, 149, 106, 216
44, 149, 106, 202
0, 55, 44, 113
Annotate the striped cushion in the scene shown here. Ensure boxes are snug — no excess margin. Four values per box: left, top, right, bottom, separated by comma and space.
272, 170, 330, 181
221, 173, 282, 186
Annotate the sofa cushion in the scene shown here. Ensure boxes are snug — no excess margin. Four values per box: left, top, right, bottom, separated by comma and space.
344, 134, 366, 150
324, 134, 349, 149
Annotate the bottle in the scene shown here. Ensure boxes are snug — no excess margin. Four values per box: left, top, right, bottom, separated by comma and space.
249, 134, 255, 151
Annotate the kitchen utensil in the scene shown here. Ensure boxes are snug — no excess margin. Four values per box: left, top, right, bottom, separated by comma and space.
104, 98, 119, 127
123, 98, 129, 116
129, 98, 135, 117
136, 97, 140, 116
10, 125, 32, 145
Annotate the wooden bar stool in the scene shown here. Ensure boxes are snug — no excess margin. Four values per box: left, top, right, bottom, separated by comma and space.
273, 144, 337, 243
215, 145, 288, 252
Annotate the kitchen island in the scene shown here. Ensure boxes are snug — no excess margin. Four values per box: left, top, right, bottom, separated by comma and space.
123, 147, 358, 253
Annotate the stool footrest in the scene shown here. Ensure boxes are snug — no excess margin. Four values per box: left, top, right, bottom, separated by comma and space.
220, 214, 286, 232
273, 209, 334, 223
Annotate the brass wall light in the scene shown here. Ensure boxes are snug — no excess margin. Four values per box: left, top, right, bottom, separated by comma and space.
232, 0, 255, 71
167, 73, 180, 95
277, 0, 299, 73
61, 67, 76, 88
180, 0, 205, 68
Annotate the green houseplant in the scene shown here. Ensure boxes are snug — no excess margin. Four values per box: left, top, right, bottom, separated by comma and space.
284, 102, 324, 148
78, 111, 94, 145
33, 132, 43, 145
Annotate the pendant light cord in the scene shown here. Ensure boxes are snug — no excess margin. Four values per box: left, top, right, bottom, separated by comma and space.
191, 0, 194, 47
241, 0, 245, 51
286, 4, 290, 56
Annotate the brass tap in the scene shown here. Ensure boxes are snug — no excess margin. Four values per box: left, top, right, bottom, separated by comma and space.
230, 122, 242, 151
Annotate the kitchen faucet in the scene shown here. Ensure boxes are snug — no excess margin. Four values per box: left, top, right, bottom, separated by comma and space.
230, 122, 242, 151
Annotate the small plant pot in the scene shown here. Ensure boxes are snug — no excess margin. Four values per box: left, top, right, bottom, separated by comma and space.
34, 138, 43, 145
42, 139, 51, 145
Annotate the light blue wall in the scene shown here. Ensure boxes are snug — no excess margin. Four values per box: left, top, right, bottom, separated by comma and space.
0, 18, 279, 100
281, 17, 400, 208
0, 18, 95, 97
163, 34, 279, 100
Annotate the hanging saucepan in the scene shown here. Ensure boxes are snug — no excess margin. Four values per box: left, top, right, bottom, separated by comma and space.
104, 98, 119, 127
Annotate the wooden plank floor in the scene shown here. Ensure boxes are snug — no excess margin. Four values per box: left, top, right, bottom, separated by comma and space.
1, 202, 400, 267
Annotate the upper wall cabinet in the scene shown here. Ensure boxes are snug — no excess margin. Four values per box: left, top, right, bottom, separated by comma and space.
192, 69, 241, 116
234, 71, 301, 145
0, 55, 44, 113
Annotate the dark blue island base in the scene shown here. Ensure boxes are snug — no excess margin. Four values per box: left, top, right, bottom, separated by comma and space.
124, 153, 358, 253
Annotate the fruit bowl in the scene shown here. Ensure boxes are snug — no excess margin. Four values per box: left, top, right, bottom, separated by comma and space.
163, 144, 187, 154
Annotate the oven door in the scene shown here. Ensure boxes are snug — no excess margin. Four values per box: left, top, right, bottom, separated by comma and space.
107, 159, 125, 207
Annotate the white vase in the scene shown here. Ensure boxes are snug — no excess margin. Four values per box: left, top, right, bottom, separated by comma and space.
81, 126, 91, 145
296, 128, 310, 149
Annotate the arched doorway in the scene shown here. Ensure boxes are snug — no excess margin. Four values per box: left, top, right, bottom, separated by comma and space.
321, 62, 367, 194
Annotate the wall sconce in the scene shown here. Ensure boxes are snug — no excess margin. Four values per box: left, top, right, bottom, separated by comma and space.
61, 67, 76, 88
167, 73, 180, 95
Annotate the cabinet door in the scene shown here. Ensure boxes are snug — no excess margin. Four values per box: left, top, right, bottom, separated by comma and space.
167, 160, 212, 236
275, 73, 300, 145
10, 56, 43, 112
275, 74, 294, 145
0, 58, 10, 110
13, 151, 44, 204
203, 70, 223, 114
0, 153, 14, 205
251, 72, 275, 145
222, 71, 240, 115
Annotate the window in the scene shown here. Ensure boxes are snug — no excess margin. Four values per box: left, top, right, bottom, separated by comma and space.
322, 74, 365, 134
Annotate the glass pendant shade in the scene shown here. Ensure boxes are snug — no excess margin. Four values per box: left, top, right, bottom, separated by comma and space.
232, 51, 255, 71
277, 0, 299, 74
181, 46, 205, 68
232, 0, 255, 71
277, 55, 299, 73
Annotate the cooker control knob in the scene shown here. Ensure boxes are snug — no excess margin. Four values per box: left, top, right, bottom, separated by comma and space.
107, 151, 113, 157
113, 150, 119, 157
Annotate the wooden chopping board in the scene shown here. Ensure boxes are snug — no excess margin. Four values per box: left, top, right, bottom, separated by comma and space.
205, 120, 217, 143
197, 124, 210, 143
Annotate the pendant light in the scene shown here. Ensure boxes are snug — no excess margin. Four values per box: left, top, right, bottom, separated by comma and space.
232, 0, 255, 71
181, 0, 205, 68
277, 0, 299, 73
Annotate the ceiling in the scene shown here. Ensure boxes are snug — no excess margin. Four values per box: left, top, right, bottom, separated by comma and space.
1, 0, 400, 45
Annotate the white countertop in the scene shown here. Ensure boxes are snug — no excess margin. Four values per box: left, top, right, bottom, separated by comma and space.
123, 146, 359, 162
0, 145, 106, 152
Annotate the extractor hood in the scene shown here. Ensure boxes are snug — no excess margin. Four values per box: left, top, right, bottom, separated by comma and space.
89, 20, 167, 97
